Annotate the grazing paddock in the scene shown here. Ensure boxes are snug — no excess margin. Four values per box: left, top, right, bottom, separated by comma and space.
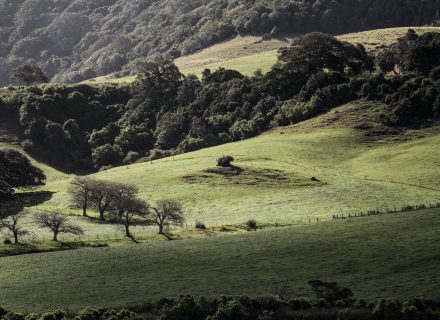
0, 208, 438, 312
0, 102, 436, 248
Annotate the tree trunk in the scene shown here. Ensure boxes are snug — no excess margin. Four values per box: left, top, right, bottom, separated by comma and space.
82, 204, 88, 217
99, 203, 106, 221
53, 231, 58, 241
125, 224, 131, 237
13, 232, 19, 244
158, 223, 164, 235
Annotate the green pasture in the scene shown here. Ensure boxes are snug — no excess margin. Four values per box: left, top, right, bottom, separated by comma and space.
0, 208, 438, 312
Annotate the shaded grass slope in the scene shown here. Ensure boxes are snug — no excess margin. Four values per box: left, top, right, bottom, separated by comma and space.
0, 208, 438, 312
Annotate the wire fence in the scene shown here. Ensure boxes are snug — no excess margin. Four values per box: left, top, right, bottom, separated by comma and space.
332, 202, 440, 220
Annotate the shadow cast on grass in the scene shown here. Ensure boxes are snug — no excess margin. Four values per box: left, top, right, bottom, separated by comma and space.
0, 191, 54, 216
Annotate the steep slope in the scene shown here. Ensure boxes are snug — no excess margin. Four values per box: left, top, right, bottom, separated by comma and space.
1, 0, 438, 85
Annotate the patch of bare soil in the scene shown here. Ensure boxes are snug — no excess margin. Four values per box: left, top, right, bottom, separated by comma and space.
182, 166, 325, 187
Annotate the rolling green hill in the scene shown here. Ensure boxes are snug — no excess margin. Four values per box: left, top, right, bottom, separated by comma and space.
2, 100, 437, 245
0, 207, 439, 312
1, 25, 440, 314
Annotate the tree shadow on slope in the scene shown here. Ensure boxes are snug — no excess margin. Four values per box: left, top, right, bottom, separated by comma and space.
0, 191, 54, 217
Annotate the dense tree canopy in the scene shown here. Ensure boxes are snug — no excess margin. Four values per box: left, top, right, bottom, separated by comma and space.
1, 31, 439, 172
0, 149, 46, 198
10, 64, 49, 86
377, 30, 440, 75
0, 0, 438, 85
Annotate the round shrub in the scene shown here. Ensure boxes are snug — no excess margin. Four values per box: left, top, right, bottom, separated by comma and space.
217, 156, 234, 167
123, 151, 141, 165
92, 144, 123, 168
245, 219, 257, 230
195, 221, 207, 230
39, 310, 65, 320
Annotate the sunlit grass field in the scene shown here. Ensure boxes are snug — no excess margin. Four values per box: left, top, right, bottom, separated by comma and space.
0, 207, 438, 312
1, 102, 434, 244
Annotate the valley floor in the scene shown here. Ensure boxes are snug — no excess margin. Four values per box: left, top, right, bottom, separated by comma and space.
0, 208, 438, 312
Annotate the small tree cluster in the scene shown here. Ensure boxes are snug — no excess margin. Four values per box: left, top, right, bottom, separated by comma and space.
69, 178, 184, 238
308, 280, 354, 303
0, 210, 84, 243
34, 211, 84, 241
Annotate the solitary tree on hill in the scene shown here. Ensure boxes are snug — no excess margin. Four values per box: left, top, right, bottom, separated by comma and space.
150, 199, 184, 236
10, 64, 49, 86
0, 211, 28, 244
34, 211, 84, 241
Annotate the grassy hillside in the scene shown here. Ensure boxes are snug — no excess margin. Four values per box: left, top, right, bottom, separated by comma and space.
0, 207, 439, 312
91, 26, 440, 82
176, 26, 440, 77
3, 101, 434, 244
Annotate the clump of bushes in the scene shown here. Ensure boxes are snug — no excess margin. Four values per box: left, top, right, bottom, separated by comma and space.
245, 219, 258, 230
195, 221, 207, 230
3, 238, 12, 245
1, 291, 440, 320
217, 156, 234, 168
123, 151, 141, 165
308, 280, 354, 303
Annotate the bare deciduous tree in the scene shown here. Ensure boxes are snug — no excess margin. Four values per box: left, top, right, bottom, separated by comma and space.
0, 212, 28, 244
109, 183, 148, 239
90, 180, 115, 221
34, 211, 84, 241
114, 198, 148, 239
150, 199, 184, 236
69, 177, 93, 217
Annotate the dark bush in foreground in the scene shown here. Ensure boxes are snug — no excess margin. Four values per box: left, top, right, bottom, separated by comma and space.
308, 280, 354, 303
2, 294, 440, 320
